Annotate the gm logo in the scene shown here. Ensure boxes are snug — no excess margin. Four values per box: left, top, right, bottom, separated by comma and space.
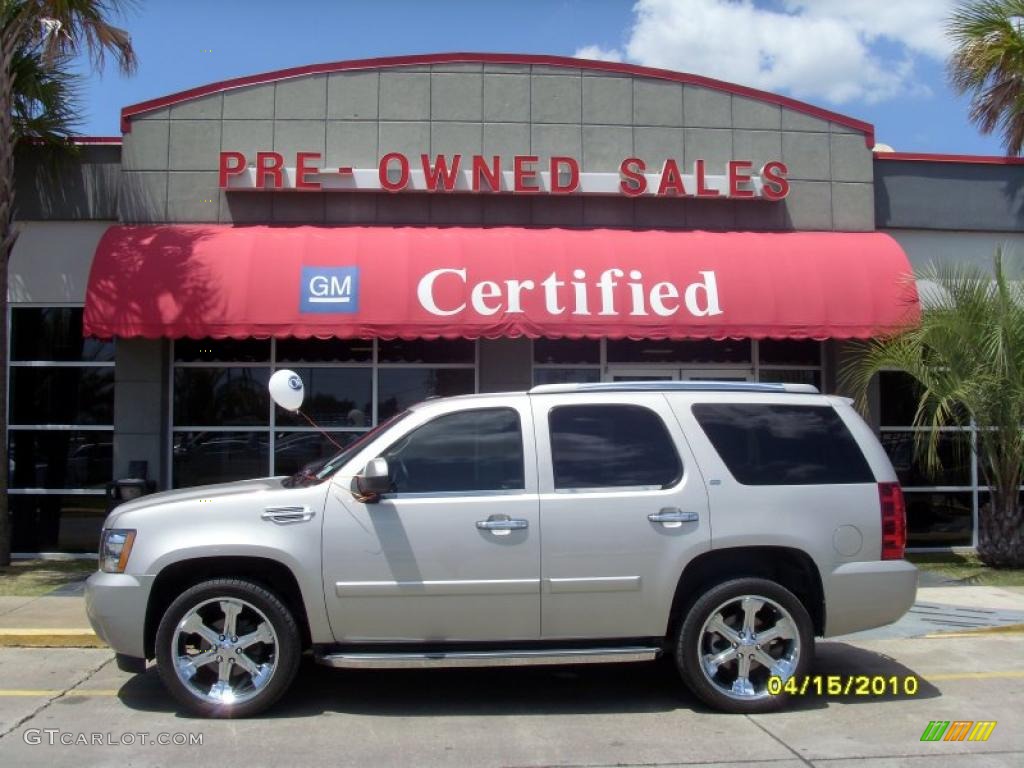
301, 267, 359, 313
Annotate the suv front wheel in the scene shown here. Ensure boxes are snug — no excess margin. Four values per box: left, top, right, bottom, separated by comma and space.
155, 578, 301, 717
676, 577, 813, 713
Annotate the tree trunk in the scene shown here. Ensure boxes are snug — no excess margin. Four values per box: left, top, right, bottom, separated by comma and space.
977, 493, 1024, 568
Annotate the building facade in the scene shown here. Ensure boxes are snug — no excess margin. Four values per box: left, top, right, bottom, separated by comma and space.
9, 53, 1024, 553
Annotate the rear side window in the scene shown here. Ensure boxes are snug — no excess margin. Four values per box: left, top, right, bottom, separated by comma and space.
549, 404, 682, 490
691, 403, 873, 485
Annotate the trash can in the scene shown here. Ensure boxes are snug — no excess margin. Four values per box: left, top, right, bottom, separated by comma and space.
105, 461, 157, 511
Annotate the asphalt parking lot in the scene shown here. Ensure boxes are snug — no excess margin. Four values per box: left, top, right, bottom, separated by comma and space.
0, 631, 1020, 767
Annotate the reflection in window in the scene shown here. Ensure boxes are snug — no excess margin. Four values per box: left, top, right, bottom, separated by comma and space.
533, 368, 601, 385
174, 368, 270, 426
10, 367, 114, 425
905, 491, 973, 548
879, 431, 972, 487
172, 431, 269, 488
8, 431, 113, 489
549, 404, 681, 489
274, 368, 371, 428
378, 368, 475, 420
11, 307, 114, 362
274, 431, 360, 477
9, 495, 109, 552
383, 408, 524, 493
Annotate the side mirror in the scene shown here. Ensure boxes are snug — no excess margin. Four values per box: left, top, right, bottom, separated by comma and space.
352, 457, 390, 502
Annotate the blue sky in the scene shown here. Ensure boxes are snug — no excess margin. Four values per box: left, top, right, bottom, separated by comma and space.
74, 0, 1005, 155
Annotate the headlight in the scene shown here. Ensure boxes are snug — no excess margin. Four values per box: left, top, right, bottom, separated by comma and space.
99, 529, 136, 573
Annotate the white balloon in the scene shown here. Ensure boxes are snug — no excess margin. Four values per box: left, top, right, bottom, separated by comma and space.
269, 369, 305, 412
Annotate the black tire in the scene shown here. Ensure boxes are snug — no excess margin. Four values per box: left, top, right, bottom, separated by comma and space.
675, 577, 813, 714
155, 578, 301, 718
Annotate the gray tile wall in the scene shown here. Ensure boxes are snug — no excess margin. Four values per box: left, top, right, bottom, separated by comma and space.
121, 64, 874, 231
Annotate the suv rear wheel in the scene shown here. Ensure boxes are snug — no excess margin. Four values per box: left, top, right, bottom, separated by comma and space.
155, 578, 301, 717
676, 577, 813, 713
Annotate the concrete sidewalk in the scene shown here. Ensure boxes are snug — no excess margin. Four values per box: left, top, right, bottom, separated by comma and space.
0, 583, 1022, 648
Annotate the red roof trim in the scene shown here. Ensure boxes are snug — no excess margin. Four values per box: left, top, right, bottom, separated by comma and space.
874, 151, 1024, 165
119, 52, 875, 146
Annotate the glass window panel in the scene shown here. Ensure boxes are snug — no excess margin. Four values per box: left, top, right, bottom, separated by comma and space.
549, 404, 682, 489
692, 404, 874, 485
172, 431, 269, 488
382, 408, 524, 493
274, 431, 363, 477
879, 431, 972, 487
757, 368, 821, 389
533, 368, 601, 386
8, 430, 113, 489
173, 338, 270, 363
905, 491, 973, 548
274, 368, 372, 428
9, 494, 108, 553
378, 339, 475, 364
758, 339, 821, 366
533, 339, 600, 364
378, 368, 475, 420
11, 307, 114, 362
606, 339, 751, 364
10, 367, 114, 425
173, 368, 270, 426
879, 371, 922, 427
276, 338, 373, 363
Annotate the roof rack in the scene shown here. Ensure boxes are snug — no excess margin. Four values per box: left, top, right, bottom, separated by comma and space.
529, 381, 820, 395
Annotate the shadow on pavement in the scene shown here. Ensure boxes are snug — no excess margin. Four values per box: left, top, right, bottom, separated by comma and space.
116, 640, 940, 720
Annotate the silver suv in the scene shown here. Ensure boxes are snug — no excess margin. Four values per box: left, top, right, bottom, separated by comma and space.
86, 382, 917, 717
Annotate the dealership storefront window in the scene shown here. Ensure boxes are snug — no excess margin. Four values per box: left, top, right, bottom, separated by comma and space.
170, 337, 477, 487
878, 371, 976, 548
7, 306, 114, 551
533, 338, 824, 387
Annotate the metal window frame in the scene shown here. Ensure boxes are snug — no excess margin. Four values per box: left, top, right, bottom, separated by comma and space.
168, 337, 479, 487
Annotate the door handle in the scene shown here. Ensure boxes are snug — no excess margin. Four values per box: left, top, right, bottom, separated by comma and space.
476, 518, 529, 536
262, 505, 315, 525
647, 508, 699, 527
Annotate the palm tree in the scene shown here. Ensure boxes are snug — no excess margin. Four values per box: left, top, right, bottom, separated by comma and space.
948, 0, 1024, 155
841, 252, 1024, 567
0, 0, 136, 566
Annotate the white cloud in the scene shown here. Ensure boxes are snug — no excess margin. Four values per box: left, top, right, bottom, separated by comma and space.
574, 0, 955, 105
574, 44, 624, 63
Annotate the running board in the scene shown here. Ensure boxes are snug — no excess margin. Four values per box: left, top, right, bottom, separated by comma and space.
315, 646, 661, 669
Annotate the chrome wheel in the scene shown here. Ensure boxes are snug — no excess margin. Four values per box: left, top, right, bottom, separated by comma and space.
171, 597, 279, 706
697, 594, 800, 701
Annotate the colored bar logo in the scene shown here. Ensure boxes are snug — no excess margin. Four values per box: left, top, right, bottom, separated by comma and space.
920, 720, 997, 742
301, 267, 359, 313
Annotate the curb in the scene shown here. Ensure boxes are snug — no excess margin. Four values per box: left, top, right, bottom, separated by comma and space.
0, 629, 106, 648
924, 623, 1024, 639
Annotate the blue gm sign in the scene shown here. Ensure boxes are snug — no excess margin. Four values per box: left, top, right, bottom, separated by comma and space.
301, 267, 359, 313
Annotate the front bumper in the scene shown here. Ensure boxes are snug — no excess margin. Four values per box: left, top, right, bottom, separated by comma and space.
823, 559, 918, 637
84, 571, 155, 660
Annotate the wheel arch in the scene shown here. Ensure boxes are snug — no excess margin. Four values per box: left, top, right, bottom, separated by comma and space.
145, 556, 312, 659
666, 546, 825, 638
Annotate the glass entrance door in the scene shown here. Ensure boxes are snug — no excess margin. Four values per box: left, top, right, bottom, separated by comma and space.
607, 367, 679, 382
606, 367, 753, 382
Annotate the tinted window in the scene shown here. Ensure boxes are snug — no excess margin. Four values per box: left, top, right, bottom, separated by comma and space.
692, 404, 873, 485
383, 408, 524, 494
549, 405, 681, 490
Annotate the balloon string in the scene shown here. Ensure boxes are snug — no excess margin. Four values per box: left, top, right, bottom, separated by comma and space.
297, 409, 344, 450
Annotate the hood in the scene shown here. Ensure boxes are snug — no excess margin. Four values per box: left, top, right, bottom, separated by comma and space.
104, 477, 285, 527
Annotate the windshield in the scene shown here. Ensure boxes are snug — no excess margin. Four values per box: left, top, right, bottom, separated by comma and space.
283, 411, 410, 487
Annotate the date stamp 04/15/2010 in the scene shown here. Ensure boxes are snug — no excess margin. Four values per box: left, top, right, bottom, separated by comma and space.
767, 675, 920, 697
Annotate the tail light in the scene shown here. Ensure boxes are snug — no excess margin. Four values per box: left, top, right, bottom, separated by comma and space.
878, 482, 906, 560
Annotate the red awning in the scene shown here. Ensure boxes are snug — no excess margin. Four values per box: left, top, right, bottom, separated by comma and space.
83, 225, 919, 340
